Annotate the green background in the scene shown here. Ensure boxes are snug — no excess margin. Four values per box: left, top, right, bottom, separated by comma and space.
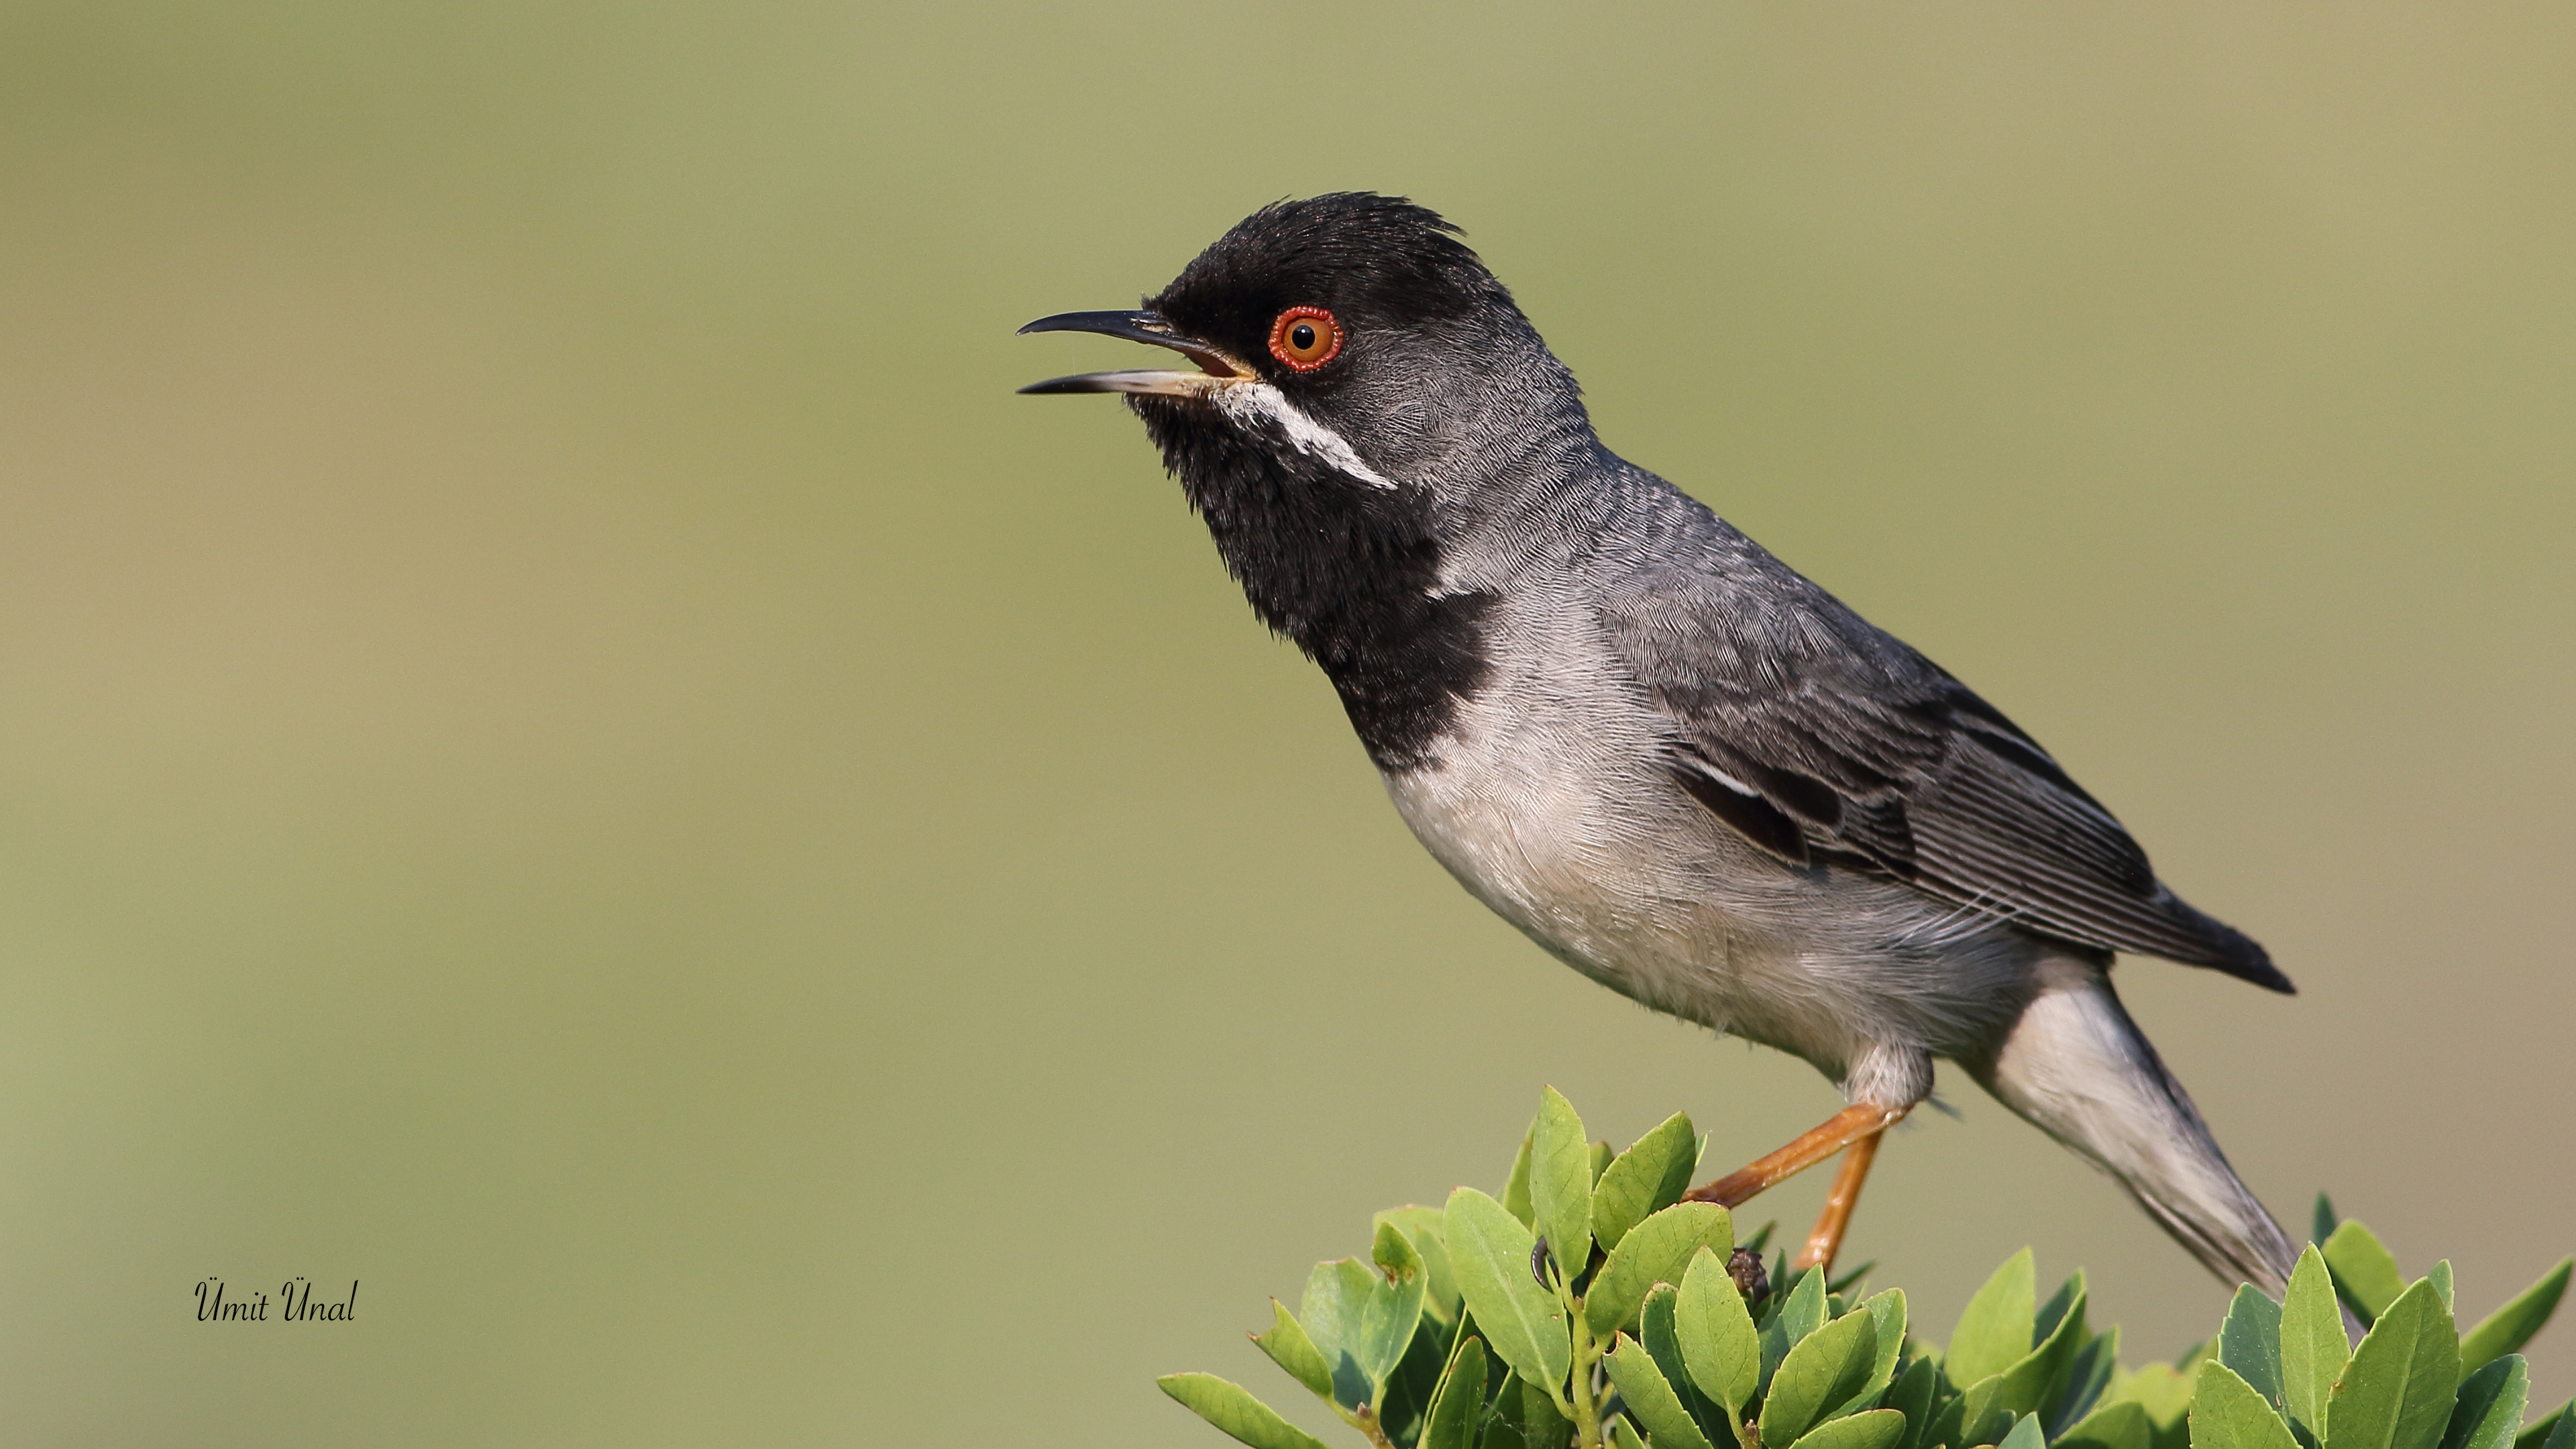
1, 3, 2568, 1442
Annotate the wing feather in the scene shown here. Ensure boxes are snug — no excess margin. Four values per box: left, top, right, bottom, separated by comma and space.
1597, 515, 2288, 991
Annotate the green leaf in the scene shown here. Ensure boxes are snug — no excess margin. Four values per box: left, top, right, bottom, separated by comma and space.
2191, 1362, 2300, 1449
1933, 1376, 2018, 1449
2326, 1279, 2461, 1449
1485, 1371, 1536, 1449
2512, 1406, 2571, 1449
1791, 1409, 1911, 1449
2057, 1326, 2125, 1437
1359, 1222, 1432, 1392
2313, 1196, 2341, 1248
1531, 1088, 1595, 1285
1421, 1334, 1492, 1449
2322, 1224, 2409, 1327
1377, 1206, 1464, 1324
1992, 1281, 2086, 1422
1519, 1373, 1575, 1449
1160, 1374, 1336, 1449
2428, 1265, 2455, 1314
1843, 1289, 1909, 1415
1595, 1140, 1619, 1184
1301, 1258, 1388, 1408
1607, 1332, 1721, 1449
1381, 1313, 1459, 1448
2461, 1260, 2571, 1375
1950, 1250, 2040, 1388
1885, 1356, 1939, 1449
1293, 1246, 1426, 1412
2439, 1356, 2528, 1449
1920, 1385, 1970, 1449
1443, 1187, 1572, 1403
1677, 1246, 1763, 1421
1764, 1267, 1833, 1391
1254, 1299, 1334, 1399
1644, 1284, 1733, 1448
1761, 1308, 1882, 1448
2110, 1364, 2196, 1421
2108, 1364, 2196, 1449
2062, 1401, 2156, 1449
1614, 1415, 1651, 1449
2283, 1246, 2352, 1442
1375, 1224, 1426, 1286
2220, 1285, 2288, 1411
1504, 1128, 1536, 1228
1589, 1203, 1734, 1338
2000, 1413, 2050, 1449
2039, 1274, 2086, 1345
1593, 1112, 1699, 1254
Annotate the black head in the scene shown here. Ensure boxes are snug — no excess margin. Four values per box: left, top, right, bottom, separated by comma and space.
1018, 195, 1597, 769
1146, 195, 1515, 409
1019, 193, 1587, 488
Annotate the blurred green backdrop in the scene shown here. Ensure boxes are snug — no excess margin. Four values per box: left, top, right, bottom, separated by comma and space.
0, 2, 2568, 1443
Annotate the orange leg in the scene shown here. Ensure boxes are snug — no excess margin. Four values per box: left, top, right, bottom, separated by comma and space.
1792, 1126, 1886, 1274
1683, 1102, 1907, 1210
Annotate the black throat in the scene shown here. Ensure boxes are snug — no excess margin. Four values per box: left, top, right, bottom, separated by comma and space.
1130, 394, 1492, 773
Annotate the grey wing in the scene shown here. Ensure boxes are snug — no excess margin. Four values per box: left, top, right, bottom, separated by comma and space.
1599, 537, 2289, 992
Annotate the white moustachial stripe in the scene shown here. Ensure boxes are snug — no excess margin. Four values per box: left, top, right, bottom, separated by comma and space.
1214, 382, 1399, 490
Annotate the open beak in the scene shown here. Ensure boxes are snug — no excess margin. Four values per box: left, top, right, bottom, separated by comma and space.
1016, 310, 1252, 396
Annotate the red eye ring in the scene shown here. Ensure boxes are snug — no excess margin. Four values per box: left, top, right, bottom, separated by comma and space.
1267, 306, 1344, 372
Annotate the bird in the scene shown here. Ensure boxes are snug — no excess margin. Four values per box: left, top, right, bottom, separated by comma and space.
1017, 193, 2299, 1293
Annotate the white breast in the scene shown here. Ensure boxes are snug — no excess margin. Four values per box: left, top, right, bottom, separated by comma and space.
1373, 610, 2028, 1089
1378, 633, 1762, 1022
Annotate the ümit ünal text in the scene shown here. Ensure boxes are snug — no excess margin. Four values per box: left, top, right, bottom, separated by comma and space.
195, 1278, 358, 1323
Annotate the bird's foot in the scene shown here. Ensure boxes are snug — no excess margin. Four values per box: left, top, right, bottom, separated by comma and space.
1684, 1102, 1910, 1276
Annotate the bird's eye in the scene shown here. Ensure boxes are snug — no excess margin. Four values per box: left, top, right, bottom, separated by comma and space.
1267, 307, 1344, 372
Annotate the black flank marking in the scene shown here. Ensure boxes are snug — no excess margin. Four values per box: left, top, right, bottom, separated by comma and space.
1672, 761, 1809, 864
1746, 761, 1844, 830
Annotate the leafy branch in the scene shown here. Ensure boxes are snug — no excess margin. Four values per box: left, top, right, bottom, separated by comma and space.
1159, 1089, 2572, 1449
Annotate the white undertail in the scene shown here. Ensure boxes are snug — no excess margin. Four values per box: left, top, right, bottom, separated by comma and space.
1970, 956, 2298, 1293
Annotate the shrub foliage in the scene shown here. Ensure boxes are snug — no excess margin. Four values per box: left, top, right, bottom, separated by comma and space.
1161, 1090, 2571, 1449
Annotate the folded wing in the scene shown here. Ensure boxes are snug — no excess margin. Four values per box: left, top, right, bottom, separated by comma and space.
1596, 520, 2288, 991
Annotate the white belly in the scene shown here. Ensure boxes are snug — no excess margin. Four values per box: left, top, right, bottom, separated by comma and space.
1377, 671, 2037, 1098
1381, 682, 1794, 1036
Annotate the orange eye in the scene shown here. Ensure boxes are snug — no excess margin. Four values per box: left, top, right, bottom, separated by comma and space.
1268, 306, 1344, 372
